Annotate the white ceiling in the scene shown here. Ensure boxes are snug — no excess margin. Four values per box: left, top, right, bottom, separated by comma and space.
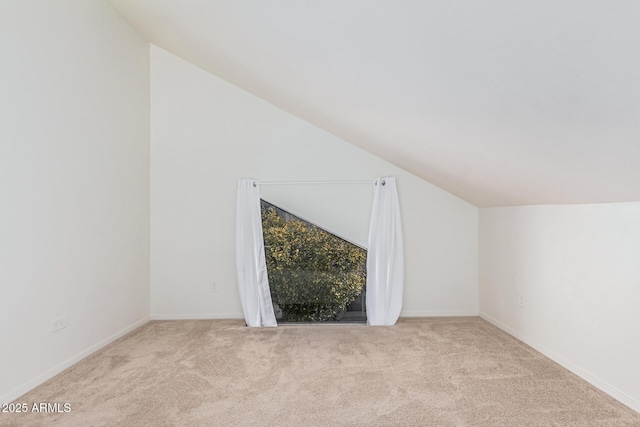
109, 0, 640, 207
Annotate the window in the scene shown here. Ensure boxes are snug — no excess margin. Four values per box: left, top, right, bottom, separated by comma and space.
261, 199, 367, 323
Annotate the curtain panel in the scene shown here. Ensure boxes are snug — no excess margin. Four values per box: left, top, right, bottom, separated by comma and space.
235, 179, 277, 327
366, 177, 404, 325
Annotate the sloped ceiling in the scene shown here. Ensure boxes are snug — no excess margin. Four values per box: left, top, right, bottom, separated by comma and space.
110, 0, 640, 207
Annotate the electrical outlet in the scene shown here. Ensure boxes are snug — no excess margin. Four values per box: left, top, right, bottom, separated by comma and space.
518, 294, 525, 308
211, 282, 218, 293
51, 316, 67, 333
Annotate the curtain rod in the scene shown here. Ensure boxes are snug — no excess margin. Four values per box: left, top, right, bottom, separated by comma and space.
258, 180, 373, 186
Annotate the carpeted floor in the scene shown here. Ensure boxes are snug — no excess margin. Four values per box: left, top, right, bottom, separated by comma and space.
2, 317, 639, 426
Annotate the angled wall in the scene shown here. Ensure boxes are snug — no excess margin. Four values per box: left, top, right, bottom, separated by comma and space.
150, 45, 478, 319
479, 203, 640, 412
0, 0, 150, 403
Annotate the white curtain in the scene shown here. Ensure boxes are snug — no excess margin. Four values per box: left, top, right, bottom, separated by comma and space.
366, 177, 404, 326
235, 179, 277, 327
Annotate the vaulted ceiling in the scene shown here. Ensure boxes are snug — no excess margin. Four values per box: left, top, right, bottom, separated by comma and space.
110, 0, 640, 207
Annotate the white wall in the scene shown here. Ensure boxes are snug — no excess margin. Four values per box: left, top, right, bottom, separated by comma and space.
0, 1, 150, 403
479, 203, 640, 412
150, 45, 478, 319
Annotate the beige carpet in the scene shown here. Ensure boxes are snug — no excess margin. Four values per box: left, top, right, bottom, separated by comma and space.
3, 317, 639, 426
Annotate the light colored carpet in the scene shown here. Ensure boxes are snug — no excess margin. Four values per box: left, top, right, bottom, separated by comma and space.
3, 317, 639, 426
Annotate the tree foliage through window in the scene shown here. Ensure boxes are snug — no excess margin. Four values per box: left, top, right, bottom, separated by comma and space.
261, 200, 367, 322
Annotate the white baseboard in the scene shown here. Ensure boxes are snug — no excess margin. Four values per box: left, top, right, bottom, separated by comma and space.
152, 311, 480, 320
0, 317, 150, 405
480, 311, 640, 414
400, 310, 479, 317
150, 312, 245, 320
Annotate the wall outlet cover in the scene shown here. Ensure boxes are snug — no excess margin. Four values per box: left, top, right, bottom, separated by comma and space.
51, 316, 68, 332
518, 295, 525, 308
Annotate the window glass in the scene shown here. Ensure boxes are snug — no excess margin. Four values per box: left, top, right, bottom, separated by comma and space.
261, 199, 367, 323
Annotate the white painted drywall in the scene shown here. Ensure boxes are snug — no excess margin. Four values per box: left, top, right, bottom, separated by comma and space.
0, 1, 150, 403
479, 203, 640, 412
150, 45, 478, 320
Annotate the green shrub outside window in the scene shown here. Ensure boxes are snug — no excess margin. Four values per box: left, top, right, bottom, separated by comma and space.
261, 201, 367, 322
